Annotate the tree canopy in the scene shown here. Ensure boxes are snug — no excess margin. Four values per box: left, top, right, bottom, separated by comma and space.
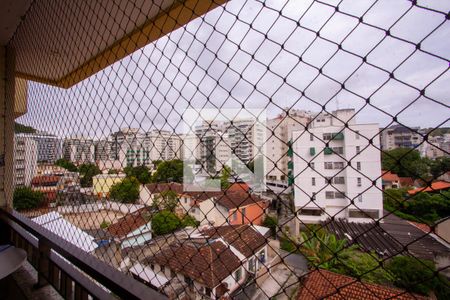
124, 165, 151, 184
152, 159, 189, 183
13, 187, 44, 210
220, 165, 231, 190
55, 158, 78, 172
430, 157, 450, 179
78, 163, 101, 187
381, 148, 428, 179
152, 190, 179, 212
109, 176, 140, 203
152, 210, 182, 235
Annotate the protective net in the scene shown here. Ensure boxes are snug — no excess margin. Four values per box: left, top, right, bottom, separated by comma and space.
4, 0, 450, 299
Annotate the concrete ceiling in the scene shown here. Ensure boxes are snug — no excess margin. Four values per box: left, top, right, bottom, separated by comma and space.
7, 0, 227, 88
0, 0, 32, 46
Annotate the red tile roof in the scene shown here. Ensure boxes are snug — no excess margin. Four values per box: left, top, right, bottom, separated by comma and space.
31, 175, 61, 186
201, 224, 266, 258
408, 181, 450, 195
297, 269, 430, 300
214, 191, 268, 210
107, 208, 151, 238
147, 239, 241, 288
381, 171, 400, 183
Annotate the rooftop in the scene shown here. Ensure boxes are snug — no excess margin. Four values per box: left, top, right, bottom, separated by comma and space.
297, 269, 429, 300
107, 207, 152, 239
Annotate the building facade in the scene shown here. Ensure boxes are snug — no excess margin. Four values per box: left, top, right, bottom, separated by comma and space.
265, 109, 311, 182
13, 135, 38, 187
293, 109, 383, 226
63, 136, 95, 164
380, 124, 422, 151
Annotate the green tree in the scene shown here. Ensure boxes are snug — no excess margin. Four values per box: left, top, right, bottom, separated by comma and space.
220, 166, 231, 190
55, 158, 78, 172
124, 165, 151, 184
14, 122, 36, 133
181, 215, 200, 227
386, 256, 450, 299
78, 163, 101, 187
383, 188, 410, 211
381, 148, 428, 179
153, 190, 179, 212
108, 169, 120, 175
13, 187, 44, 210
152, 210, 182, 235
110, 176, 140, 204
430, 157, 450, 179
152, 159, 189, 183
262, 215, 278, 236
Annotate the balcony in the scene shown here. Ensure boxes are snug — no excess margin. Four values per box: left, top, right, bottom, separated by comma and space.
0, 208, 167, 300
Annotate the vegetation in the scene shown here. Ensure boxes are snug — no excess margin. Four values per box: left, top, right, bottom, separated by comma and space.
151, 159, 191, 183
13, 187, 44, 210
181, 215, 200, 227
108, 169, 120, 175
384, 188, 450, 224
100, 220, 110, 229
78, 163, 101, 187
386, 256, 450, 299
14, 122, 36, 133
262, 215, 278, 236
55, 158, 78, 172
381, 148, 428, 179
220, 165, 231, 189
152, 210, 182, 235
152, 190, 179, 212
430, 157, 450, 179
109, 176, 140, 204
124, 165, 151, 184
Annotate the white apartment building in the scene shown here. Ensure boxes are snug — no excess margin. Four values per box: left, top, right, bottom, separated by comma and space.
146, 129, 182, 163
14, 135, 38, 187
380, 124, 422, 151
266, 109, 311, 182
63, 136, 95, 165
15, 132, 63, 163
293, 109, 383, 227
95, 139, 112, 161
420, 134, 450, 159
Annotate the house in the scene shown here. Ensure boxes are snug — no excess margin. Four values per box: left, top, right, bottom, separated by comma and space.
188, 191, 270, 226
107, 207, 152, 249
142, 224, 268, 299
407, 180, 450, 195
297, 269, 429, 300
381, 170, 414, 190
92, 173, 126, 198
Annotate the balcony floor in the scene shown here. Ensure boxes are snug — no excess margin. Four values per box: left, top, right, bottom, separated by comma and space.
0, 260, 62, 300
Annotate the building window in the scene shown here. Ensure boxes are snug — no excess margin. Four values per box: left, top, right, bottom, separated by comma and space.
334, 162, 344, 169
249, 258, 255, 272
358, 195, 363, 202
324, 162, 333, 169
355, 131, 360, 139
332, 147, 344, 155
311, 192, 316, 200
299, 209, 322, 216
184, 276, 194, 288
335, 191, 346, 199
235, 268, 242, 282
325, 191, 334, 199
310, 162, 315, 170
323, 133, 332, 140
312, 177, 316, 186
356, 146, 361, 154
357, 177, 362, 187
205, 288, 212, 297
259, 250, 266, 263
357, 162, 361, 171
334, 177, 345, 184
310, 134, 314, 141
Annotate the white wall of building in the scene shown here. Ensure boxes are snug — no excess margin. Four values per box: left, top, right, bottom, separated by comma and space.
14, 135, 37, 187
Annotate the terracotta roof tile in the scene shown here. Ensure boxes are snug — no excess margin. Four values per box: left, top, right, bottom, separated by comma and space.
381, 171, 400, 183
107, 207, 151, 238
408, 181, 450, 195
297, 269, 430, 300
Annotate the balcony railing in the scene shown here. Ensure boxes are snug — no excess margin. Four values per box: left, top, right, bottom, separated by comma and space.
0, 208, 167, 300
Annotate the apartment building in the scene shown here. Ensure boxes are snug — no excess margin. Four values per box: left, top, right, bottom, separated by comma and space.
146, 129, 182, 162
13, 135, 38, 187
266, 109, 311, 182
293, 109, 383, 227
63, 136, 95, 164
16, 133, 63, 163
380, 124, 422, 151
419, 134, 450, 159
95, 139, 112, 162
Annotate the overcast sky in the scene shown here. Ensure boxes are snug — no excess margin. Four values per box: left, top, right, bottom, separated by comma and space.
18, 0, 450, 139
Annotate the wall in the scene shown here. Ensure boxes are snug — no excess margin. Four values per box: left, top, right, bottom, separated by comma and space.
92, 174, 125, 196
0, 46, 5, 206
436, 218, 450, 244
228, 202, 268, 226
